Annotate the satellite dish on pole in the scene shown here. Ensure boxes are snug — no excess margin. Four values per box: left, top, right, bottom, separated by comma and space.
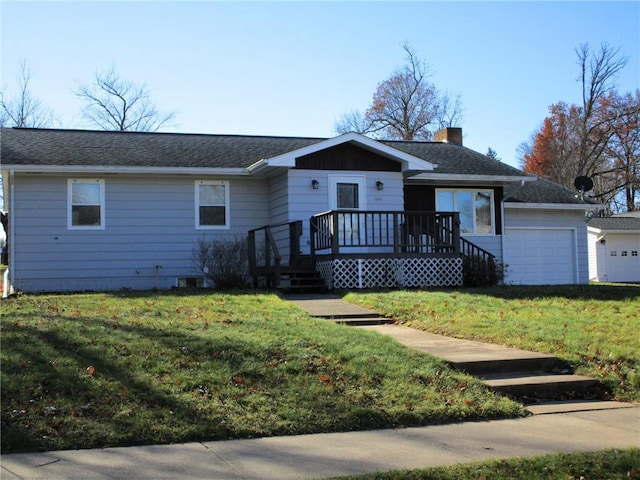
574, 176, 593, 200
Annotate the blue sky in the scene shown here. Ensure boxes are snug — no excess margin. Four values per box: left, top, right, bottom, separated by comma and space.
1, 1, 638, 167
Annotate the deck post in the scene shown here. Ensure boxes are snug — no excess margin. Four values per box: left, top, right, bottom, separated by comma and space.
309, 216, 316, 268
289, 220, 303, 266
248, 230, 258, 288
393, 212, 400, 253
452, 213, 461, 254
331, 213, 340, 256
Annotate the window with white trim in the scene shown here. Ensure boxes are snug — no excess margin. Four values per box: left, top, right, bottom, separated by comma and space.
196, 180, 229, 229
436, 189, 494, 234
68, 179, 105, 229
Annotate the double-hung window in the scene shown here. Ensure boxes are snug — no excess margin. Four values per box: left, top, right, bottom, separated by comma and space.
436, 189, 494, 234
196, 180, 229, 229
68, 179, 105, 229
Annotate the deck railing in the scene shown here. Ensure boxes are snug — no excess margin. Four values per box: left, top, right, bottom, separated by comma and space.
460, 237, 498, 286
248, 220, 302, 288
310, 210, 461, 260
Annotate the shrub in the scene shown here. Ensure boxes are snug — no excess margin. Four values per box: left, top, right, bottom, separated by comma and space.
193, 237, 250, 289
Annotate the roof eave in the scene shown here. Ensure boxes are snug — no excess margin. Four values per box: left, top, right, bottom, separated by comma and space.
588, 226, 640, 234
406, 173, 536, 184
1, 165, 250, 176
504, 202, 604, 210
264, 132, 436, 172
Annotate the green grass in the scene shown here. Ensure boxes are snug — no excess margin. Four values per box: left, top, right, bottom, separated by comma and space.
345, 284, 640, 402
331, 448, 640, 480
0, 290, 524, 453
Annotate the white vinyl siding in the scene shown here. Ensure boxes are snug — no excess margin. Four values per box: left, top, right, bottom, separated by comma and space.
68, 179, 105, 230
12, 175, 268, 292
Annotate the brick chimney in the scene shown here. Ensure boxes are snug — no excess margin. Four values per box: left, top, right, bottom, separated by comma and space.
434, 127, 462, 146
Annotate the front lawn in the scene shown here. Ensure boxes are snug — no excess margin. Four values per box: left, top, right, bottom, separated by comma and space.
0, 291, 524, 453
334, 448, 640, 480
345, 284, 640, 402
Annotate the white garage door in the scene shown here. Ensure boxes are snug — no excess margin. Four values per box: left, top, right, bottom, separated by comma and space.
605, 235, 640, 282
504, 228, 576, 285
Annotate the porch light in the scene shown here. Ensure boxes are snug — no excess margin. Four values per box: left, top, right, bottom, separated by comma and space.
376, 181, 384, 191
312, 179, 319, 190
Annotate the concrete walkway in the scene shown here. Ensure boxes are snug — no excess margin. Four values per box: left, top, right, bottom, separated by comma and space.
2, 408, 638, 479
2, 294, 638, 480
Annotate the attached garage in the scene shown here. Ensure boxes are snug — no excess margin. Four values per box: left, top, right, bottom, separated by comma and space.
503, 228, 577, 285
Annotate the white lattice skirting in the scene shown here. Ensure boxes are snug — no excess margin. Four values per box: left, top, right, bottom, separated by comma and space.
316, 257, 463, 289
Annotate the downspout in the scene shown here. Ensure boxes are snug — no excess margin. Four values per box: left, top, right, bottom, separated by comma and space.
499, 196, 506, 284
3, 169, 15, 297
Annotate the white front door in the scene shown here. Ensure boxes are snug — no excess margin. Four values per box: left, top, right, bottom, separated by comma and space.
329, 176, 367, 247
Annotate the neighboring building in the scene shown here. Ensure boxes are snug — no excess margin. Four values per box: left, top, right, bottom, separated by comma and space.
0, 127, 600, 293
588, 213, 640, 283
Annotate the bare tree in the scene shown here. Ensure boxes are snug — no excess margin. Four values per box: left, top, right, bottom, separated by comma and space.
575, 42, 629, 177
334, 43, 463, 140
1, 60, 55, 128
76, 65, 175, 132
522, 43, 638, 212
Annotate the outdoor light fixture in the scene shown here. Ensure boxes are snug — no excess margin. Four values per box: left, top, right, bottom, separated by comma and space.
600, 238, 606, 245
376, 181, 384, 191
312, 179, 319, 190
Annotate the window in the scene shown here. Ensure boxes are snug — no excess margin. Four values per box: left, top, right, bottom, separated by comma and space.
336, 182, 359, 209
196, 180, 229, 229
621, 251, 628, 256
436, 189, 494, 234
68, 179, 105, 229
611, 251, 617, 256
632, 251, 638, 257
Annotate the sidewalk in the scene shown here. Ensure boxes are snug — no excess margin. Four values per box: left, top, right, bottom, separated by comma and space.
2, 294, 638, 480
2, 407, 638, 480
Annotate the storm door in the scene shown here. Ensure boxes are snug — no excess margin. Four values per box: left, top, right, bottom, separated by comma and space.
329, 176, 366, 247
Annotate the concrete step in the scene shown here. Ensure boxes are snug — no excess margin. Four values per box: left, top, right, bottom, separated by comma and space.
481, 372, 607, 403
526, 400, 638, 415
281, 272, 328, 294
450, 356, 568, 376
330, 316, 395, 326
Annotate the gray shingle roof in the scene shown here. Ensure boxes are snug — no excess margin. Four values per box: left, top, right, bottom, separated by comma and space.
0, 128, 323, 169
588, 216, 640, 231
2, 127, 589, 206
383, 140, 527, 177
1, 127, 526, 178
503, 176, 593, 205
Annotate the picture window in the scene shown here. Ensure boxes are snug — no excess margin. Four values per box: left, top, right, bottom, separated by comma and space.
436, 189, 494, 234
